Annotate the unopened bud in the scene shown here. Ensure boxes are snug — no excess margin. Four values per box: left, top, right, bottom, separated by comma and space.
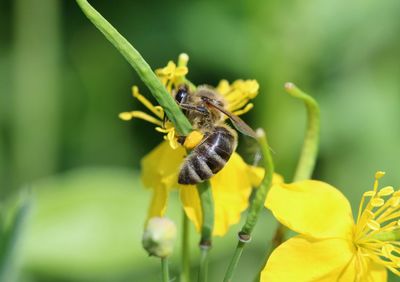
142, 217, 177, 258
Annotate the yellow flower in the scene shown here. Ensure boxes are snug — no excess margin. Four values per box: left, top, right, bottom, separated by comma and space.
119, 85, 180, 149
120, 54, 265, 236
261, 171, 400, 282
155, 56, 188, 92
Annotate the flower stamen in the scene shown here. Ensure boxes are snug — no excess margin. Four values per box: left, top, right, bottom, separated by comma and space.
131, 86, 164, 119
119, 111, 163, 126
354, 171, 400, 276
232, 103, 254, 116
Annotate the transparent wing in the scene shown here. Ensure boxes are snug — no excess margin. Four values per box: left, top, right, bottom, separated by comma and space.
237, 135, 263, 166
204, 98, 257, 139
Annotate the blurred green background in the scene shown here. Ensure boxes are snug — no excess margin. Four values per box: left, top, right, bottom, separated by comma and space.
1, 0, 400, 281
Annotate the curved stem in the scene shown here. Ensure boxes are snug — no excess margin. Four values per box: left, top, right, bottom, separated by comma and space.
197, 181, 214, 282
285, 82, 320, 182
270, 83, 320, 247
223, 129, 274, 282
254, 83, 321, 280
268, 83, 320, 248
75, 0, 192, 135
180, 210, 191, 282
161, 257, 170, 282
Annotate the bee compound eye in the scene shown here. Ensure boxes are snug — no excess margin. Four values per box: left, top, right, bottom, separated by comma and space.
175, 88, 188, 104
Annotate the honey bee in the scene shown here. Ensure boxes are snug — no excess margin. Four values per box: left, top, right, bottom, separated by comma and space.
174, 85, 257, 185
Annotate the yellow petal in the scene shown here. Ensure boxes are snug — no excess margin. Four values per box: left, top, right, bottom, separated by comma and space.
247, 166, 284, 189
247, 165, 265, 187
362, 260, 387, 282
216, 79, 231, 95
261, 236, 354, 282
210, 153, 255, 236
146, 186, 168, 221
265, 180, 354, 239
156, 61, 175, 76
180, 153, 257, 236
180, 185, 202, 232
174, 66, 188, 77
141, 141, 186, 191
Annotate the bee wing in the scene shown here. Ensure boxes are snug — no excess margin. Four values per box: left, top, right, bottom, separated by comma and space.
205, 99, 257, 139
237, 135, 263, 166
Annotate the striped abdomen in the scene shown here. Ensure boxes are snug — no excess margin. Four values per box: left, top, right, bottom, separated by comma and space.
178, 126, 236, 185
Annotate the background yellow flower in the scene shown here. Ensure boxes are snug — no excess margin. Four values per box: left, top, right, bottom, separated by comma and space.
262, 172, 400, 281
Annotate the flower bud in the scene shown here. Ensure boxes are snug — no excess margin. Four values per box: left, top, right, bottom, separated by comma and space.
142, 217, 177, 258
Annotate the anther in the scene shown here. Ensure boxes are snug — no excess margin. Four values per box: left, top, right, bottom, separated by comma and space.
391, 197, 400, 207
363, 191, 375, 197
379, 186, 395, 197
367, 219, 381, 231
375, 171, 386, 180
178, 53, 189, 67
371, 197, 385, 207
131, 86, 140, 97
119, 112, 132, 120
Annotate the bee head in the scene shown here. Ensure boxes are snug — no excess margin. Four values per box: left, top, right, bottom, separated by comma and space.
175, 85, 189, 104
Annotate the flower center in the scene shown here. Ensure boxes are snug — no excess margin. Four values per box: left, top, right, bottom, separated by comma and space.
354, 171, 400, 275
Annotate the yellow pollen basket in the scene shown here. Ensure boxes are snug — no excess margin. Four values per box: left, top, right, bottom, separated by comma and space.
183, 131, 204, 149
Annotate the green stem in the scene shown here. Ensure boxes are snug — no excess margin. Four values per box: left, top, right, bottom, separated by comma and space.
253, 83, 321, 280
180, 210, 191, 282
223, 241, 245, 282
223, 129, 274, 282
75, 0, 192, 135
285, 82, 320, 182
270, 83, 320, 246
268, 83, 320, 247
197, 181, 214, 247
197, 181, 214, 282
161, 257, 170, 282
198, 248, 209, 282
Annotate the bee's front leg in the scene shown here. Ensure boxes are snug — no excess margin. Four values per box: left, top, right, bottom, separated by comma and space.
178, 104, 208, 115
177, 135, 187, 145
162, 113, 168, 128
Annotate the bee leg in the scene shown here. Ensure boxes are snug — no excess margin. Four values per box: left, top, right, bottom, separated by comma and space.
162, 113, 168, 128
179, 104, 208, 115
177, 135, 187, 145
